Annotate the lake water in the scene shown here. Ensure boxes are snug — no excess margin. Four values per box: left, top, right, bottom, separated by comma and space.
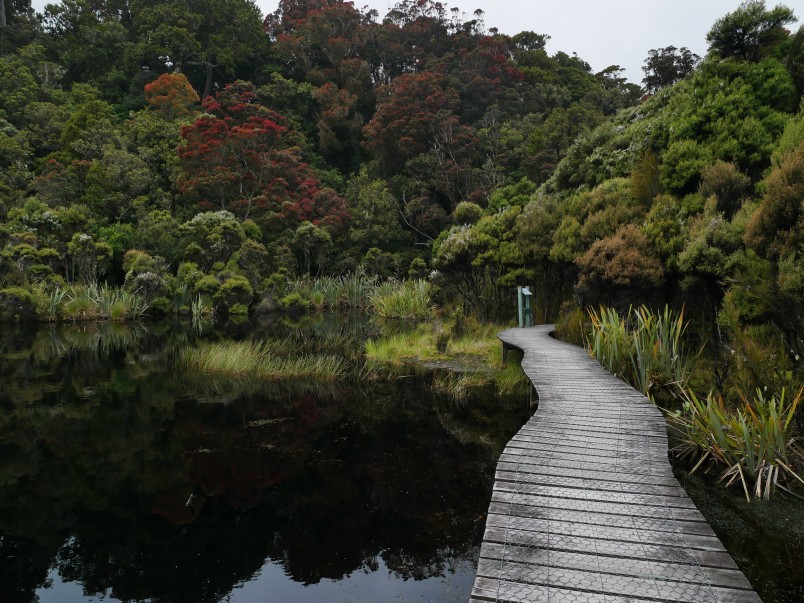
1, 319, 801, 602
0, 319, 528, 603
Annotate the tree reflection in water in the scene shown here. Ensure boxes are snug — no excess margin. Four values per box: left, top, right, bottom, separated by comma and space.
0, 319, 528, 603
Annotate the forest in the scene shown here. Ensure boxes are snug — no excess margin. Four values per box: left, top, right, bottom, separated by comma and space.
0, 0, 803, 484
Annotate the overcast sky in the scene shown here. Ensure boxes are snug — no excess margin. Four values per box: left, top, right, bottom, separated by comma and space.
29, 0, 803, 85
256, 0, 803, 84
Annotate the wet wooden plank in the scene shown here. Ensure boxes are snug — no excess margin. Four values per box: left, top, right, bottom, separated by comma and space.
471, 325, 761, 602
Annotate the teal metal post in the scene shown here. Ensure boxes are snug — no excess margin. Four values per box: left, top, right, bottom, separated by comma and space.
522, 286, 533, 327
517, 286, 524, 328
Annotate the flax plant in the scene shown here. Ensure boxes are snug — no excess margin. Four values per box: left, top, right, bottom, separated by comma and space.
587, 306, 630, 377
630, 305, 692, 399
46, 286, 67, 321
671, 388, 804, 500
587, 305, 693, 401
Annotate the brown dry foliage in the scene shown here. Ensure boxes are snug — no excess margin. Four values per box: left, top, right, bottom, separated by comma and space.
577, 224, 664, 290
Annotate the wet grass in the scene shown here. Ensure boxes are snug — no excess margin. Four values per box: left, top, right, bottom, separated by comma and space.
364, 320, 529, 401
179, 340, 348, 382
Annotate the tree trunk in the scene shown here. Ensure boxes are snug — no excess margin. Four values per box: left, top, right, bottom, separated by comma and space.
0, 0, 6, 55
203, 62, 214, 99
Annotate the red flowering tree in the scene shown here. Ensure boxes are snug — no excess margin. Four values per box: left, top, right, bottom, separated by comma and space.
144, 73, 200, 120
177, 82, 347, 235
363, 70, 461, 174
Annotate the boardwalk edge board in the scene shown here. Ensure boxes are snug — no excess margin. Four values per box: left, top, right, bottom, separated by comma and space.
471, 325, 761, 603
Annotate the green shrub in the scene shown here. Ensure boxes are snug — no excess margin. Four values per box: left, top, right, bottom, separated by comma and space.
194, 275, 221, 297
148, 296, 171, 316
408, 257, 428, 280
177, 262, 204, 288
280, 292, 310, 314
452, 201, 483, 225
229, 303, 249, 316
214, 275, 253, 309
0, 287, 38, 321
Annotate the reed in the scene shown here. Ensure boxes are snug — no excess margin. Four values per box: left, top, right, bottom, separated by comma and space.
495, 354, 532, 397
671, 387, 804, 500
339, 272, 377, 308
179, 340, 348, 381
432, 371, 492, 403
285, 272, 379, 310
369, 279, 432, 320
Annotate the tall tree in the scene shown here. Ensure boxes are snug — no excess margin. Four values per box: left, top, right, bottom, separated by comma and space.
130, 0, 266, 98
706, 0, 797, 61
642, 46, 700, 93
1, 0, 40, 54
177, 82, 347, 234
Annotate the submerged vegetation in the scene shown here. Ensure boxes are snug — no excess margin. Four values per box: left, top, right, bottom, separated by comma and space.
176, 315, 527, 402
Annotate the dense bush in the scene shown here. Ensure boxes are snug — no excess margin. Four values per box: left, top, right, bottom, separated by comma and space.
0, 287, 38, 321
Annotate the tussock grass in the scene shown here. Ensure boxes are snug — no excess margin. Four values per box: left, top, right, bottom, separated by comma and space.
187, 374, 347, 400
369, 279, 432, 320
179, 340, 347, 381
432, 371, 492, 402
496, 353, 531, 397
283, 274, 432, 319
365, 320, 504, 367
671, 387, 804, 500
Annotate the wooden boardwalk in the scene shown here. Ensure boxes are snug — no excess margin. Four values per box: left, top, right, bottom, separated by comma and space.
471, 325, 761, 603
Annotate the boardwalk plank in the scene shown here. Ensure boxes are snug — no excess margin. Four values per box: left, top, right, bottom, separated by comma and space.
471, 325, 760, 602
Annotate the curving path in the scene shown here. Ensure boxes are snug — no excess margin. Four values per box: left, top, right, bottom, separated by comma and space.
471, 325, 761, 603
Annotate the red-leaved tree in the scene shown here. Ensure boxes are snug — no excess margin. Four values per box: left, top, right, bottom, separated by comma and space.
177, 82, 347, 235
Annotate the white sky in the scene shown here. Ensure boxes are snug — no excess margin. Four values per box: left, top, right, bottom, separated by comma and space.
256, 0, 804, 84
29, 0, 804, 85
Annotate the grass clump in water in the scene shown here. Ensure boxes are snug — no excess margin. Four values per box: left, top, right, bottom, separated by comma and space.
179, 340, 347, 381
365, 320, 502, 368
365, 318, 529, 400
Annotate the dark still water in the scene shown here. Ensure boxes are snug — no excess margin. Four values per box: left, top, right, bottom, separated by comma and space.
0, 320, 529, 603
